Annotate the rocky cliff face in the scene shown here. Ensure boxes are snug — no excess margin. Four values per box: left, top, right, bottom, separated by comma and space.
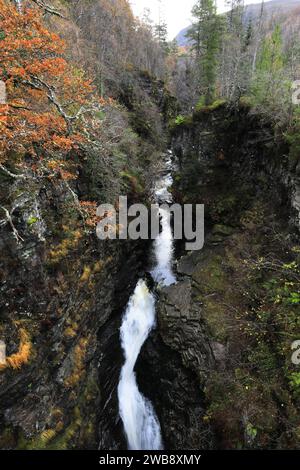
0, 0, 179, 451
0, 59, 174, 449
137, 275, 215, 450
137, 105, 300, 450
172, 104, 300, 232
0, 167, 150, 449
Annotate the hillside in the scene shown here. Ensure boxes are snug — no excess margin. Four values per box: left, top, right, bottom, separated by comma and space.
176, 0, 300, 46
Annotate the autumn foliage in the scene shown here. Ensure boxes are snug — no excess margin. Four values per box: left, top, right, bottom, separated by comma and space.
0, 0, 98, 177
0, 328, 32, 371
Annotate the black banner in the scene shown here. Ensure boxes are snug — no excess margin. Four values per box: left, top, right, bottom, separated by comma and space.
0, 450, 300, 468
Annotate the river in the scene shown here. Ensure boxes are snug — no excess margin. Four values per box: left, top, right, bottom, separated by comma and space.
117, 152, 176, 450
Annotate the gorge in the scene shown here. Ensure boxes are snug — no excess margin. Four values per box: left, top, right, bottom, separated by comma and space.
0, 0, 300, 454
118, 152, 176, 450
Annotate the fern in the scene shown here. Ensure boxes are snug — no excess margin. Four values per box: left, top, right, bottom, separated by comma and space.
2, 328, 32, 371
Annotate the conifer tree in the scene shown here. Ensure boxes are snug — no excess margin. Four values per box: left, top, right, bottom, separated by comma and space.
154, 0, 169, 53
186, 0, 223, 105
252, 24, 284, 105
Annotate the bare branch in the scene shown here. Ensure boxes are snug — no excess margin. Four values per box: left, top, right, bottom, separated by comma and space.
24, 77, 96, 132
0, 164, 28, 180
0, 205, 24, 243
63, 180, 87, 224
9, 103, 32, 111
30, 0, 68, 19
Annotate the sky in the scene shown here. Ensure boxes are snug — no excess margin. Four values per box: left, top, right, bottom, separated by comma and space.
130, 0, 265, 39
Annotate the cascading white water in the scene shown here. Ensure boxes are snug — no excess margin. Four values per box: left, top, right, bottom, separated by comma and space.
118, 153, 176, 450
151, 157, 176, 287
151, 207, 176, 287
118, 281, 163, 450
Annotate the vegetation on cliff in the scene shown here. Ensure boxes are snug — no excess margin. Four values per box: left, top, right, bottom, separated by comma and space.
171, 0, 300, 171
171, 101, 300, 449
0, 0, 176, 450
1, 0, 300, 453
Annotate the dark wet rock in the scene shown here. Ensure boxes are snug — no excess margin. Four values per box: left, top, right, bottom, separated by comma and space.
158, 279, 214, 380
165, 105, 300, 450
137, 328, 215, 450
176, 251, 203, 277
211, 342, 227, 369
171, 106, 300, 234
137, 258, 216, 449
0, 170, 148, 450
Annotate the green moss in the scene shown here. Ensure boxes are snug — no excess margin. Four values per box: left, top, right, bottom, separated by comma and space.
95, 110, 105, 121
189, 191, 300, 447
248, 343, 277, 377
211, 224, 234, 236
239, 95, 253, 110
211, 224, 234, 237
27, 216, 38, 226
204, 300, 229, 341
193, 254, 226, 294
195, 98, 227, 114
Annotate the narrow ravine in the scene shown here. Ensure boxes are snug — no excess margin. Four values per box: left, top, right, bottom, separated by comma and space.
118, 152, 176, 450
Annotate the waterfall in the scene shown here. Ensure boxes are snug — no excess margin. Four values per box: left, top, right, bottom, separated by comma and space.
151, 156, 176, 287
151, 207, 176, 287
118, 281, 163, 450
118, 152, 176, 450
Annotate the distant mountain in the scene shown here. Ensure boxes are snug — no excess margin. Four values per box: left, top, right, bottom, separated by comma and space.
175, 0, 300, 46
175, 27, 191, 48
